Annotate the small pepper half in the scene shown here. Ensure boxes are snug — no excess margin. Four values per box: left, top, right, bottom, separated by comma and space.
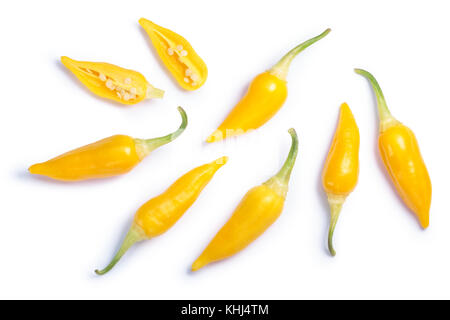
322, 103, 360, 256
29, 107, 187, 181
139, 18, 208, 91
206, 29, 330, 143
61, 56, 164, 105
95, 156, 228, 275
192, 129, 298, 271
355, 68, 432, 228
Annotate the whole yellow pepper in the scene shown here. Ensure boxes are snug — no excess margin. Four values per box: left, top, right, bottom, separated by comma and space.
192, 129, 298, 271
322, 103, 360, 256
95, 156, 228, 275
61, 56, 164, 105
206, 29, 330, 143
355, 69, 432, 228
139, 18, 208, 91
29, 107, 187, 181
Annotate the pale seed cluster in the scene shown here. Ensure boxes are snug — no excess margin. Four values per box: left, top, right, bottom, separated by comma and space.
166, 44, 199, 86
99, 73, 137, 102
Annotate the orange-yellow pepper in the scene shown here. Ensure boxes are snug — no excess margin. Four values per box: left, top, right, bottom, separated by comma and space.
355, 69, 432, 228
95, 156, 228, 275
192, 129, 298, 271
206, 29, 330, 143
139, 18, 208, 91
322, 103, 360, 256
29, 107, 187, 181
61, 56, 164, 105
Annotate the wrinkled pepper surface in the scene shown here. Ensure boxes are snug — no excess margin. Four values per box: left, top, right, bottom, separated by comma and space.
206, 29, 330, 143
61, 56, 164, 105
95, 156, 228, 275
322, 103, 360, 256
139, 18, 207, 90
29, 107, 187, 181
192, 129, 298, 271
355, 68, 432, 228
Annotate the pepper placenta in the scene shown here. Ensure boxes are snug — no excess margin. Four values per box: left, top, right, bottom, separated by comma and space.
95, 156, 228, 275
206, 29, 330, 143
192, 129, 298, 271
355, 69, 432, 228
322, 103, 360, 256
139, 18, 208, 91
61, 56, 164, 105
29, 107, 187, 181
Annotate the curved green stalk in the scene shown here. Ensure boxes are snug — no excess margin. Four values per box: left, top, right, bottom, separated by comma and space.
354, 69, 398, 131
275, 128, 299, 182
135, 106, 188, 158
145, 106, 188, 148
95, 224, 147, 276
268, 28, 331, 81
327, 196, 344, 257
264, 128, 299, 197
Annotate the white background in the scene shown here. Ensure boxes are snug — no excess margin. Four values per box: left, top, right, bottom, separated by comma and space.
1, 0, 449, 299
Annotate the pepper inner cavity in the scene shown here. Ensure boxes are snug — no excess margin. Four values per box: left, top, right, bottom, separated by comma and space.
152, 30, 199, 86
165, 43, 199, 86
79, 67, 138, 101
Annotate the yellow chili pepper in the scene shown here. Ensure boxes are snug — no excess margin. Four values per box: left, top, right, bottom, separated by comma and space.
355, 69, 432, 228
95, 156, 228, 275
29, 107, 187, 181
192, 129, 298, 271
322, 103, 360, 256
139, 18, 207, 91
61, 56, 164, 105
206, 29, 330, 143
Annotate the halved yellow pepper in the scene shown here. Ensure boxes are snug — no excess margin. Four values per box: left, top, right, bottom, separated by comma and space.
61, 56, 164, 105
139, 18, 208, 91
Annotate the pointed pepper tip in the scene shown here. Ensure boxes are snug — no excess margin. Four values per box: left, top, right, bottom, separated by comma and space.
191, 259, 207, 272
138, 17, 149, 26
213, 156, 229, 167
60, 56, 72, 67
206, 130, 224, 143
419, 217, 430, 230
28, 163, 42, 175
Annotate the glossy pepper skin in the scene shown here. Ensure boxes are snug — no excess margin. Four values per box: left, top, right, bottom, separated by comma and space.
355, 69, 432, 228
29, 107, 187, 181
192, 129, 298, 271
139, 18, 207, 91
206, 29, 330, 143
322, 103, 360, 256
61, 56, 164, 105
95, 156, 228, 275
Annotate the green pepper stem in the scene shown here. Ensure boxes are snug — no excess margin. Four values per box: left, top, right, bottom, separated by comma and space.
276, 128, 299, 182
354, 69, 398, 131
135, 107, 188, 158
95, 224, 146, 276
268, 28, 331, 81
327, 194, 345, 257
264, 128, 299, 197
146, 85, 165, 99
146, 106, 187, 148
